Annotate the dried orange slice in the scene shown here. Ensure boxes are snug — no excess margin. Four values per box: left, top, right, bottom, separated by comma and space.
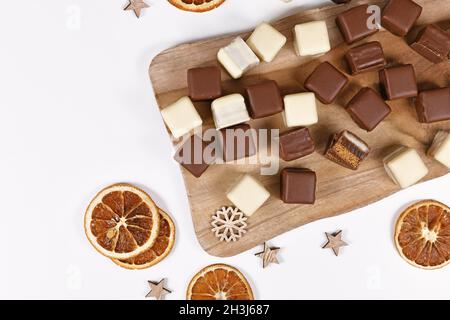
112, 208, 175, 269
168, 0, 225, 13
186, 264, 254, 300
395, 200, 450, 269
84, 183, 160, 260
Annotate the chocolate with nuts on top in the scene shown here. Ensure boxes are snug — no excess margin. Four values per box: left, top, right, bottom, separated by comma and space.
336, 5, 379, 44
345, 41, 386, 75
347, 87, 391, 131
381, 0, 422, 37
415, 87, 450, 123
379, 64, 418, 100
325, 130, 370, 170
174, 134, 212, 178
279, 127, 315, 161
187, 66, 222, 101
410, 24, 450, 63
280, 168, 316, 204
219, 123, 257, 162
304, 62, 348, 104
245, 80, 284, 119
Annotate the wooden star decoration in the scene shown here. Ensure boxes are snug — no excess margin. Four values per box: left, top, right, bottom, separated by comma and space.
322, 230, 348, 256
124, 0, 150, 18
145, 278, 171, 300
255, 242, 280, 268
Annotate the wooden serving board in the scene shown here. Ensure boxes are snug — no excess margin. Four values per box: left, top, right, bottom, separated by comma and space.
149, 0, 450, 257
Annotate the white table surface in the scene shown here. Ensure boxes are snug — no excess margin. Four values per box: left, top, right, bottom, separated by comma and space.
0, 0, 448, 300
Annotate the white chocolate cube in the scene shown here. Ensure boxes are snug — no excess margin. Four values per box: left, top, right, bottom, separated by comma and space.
246, 22, 287, 62
161, 96, 202, 139
217, 37, 260, 79
383, 147, 428, 188
227, 174, 270, 216
283, 92, 318, 127
294, 21, 331, 56
211, 94, 250, 129
428, 131, 450, 168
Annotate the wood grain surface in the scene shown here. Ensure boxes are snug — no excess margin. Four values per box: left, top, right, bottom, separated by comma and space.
149, 0, 450, 257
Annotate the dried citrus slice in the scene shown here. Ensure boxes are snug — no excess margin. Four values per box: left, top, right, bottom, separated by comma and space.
84, 183, 160, 260
395, 200, 450, 269
186, 264, 254, 300
168, 0, 225, 13
112, 208, 175, 269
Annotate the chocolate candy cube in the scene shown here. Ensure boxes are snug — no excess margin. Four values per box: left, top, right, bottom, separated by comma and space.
325, 130, 370, 170
187, 66, 222, 101
428, 131, 450, 169
279, 128, 315, 161
227, 174, 270, 216
381, 0, 422, 37
415, 87, 450, 123
220, 123, 257, 162
336, 5, 379, 44
293, 21, 331, 56
217, 37, 260, 79
410, 24, 450, 63
379, 64, 418, 100
246, 23, 286, 62
283, 92, 318, 127
280, 168, 316, 204
161, 96, 203, 139
211, 94, 250, 129
246, 80, 284, 119
304, 62, 348, 104
347, 87, 391, 131
345, 41, 386, 75
174, 135, 212, 178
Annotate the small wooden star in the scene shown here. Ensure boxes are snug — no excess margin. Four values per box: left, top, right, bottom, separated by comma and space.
322, 230, 348, 256
255, 242, 280, 268
124, 0, 150, 18
145, 278, 171, 300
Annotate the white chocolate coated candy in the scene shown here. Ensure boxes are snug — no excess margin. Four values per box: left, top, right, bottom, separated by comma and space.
161, 96, 202, 139
227, 174, 270, 216
247, 22, 286, 62
283, 92, 318, 127
294, 21, 331, 56
211, 94, 250, 129
383, 147, 428, 188
217, 37, 260, 79
428, 131, 450, 169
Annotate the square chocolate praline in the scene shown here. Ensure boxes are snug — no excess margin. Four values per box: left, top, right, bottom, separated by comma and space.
187, 66, 222, 101
281, 168, 316, 204
347, 87, 391, 131
279, 128, 315, 161
410, 24, 450, 63
174, 134, 212, 178
336, 5, 379, 44
304, 62, 348, 104
381, 0, 422, 37
415, 88, 450, 123
246, 80, 284, 118
219, 123, 257, 162
379, 64, 418, 100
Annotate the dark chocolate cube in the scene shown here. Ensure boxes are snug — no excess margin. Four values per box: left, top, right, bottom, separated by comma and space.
410, 24, 450, 63
220, 123, 257, 162
336, 5, 379, 44
415, 88, 450, 123
279, 128, 315, 161
174, 134, 212, 178
281, 168, 316, 204
187, 66, 222, 101
381, 0, 422, 37
347, 87, 391, 131
379, 64, 418, 100
246, 80, 284, 119
304, 62, 348, 104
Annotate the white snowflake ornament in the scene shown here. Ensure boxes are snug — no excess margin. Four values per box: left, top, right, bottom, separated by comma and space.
211, 207, 248, 242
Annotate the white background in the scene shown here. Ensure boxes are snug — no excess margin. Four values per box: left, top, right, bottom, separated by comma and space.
0, 0, 448, 300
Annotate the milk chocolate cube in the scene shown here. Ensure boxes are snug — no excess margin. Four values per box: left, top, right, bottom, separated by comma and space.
280, 168, 316, 204
220, 123, 257, 162
174, 134, 212, 178
279, 128, 315, 161
304, 62, 348, 104
379, 64, 418, 100
336, 5, 379, 44
187, 66, 222, 101
345, 41, 386, 75
325, 130, 370, 170
246, 80, 284, 119
410, 24, 450, 63
347, 87, 391, 131
381, 0, 422, 37
415, 87, 450, 123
